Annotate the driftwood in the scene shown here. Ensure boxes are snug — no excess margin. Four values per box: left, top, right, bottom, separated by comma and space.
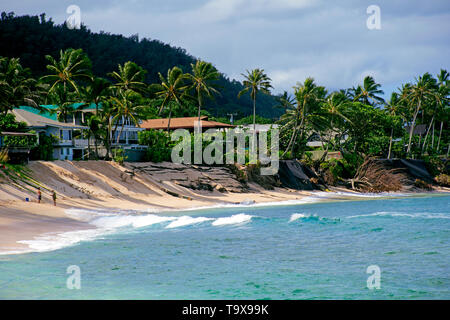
350, 159, 407, 192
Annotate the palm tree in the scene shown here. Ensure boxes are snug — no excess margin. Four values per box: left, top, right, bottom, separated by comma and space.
319, 91, 352, 160
81, 77, 111, 113
150, 67, 190, 131
79, 77, 112, 158
85, 114, 102, 159
0, 56, 44, 115
275, 91, 295, 111
108, 61, 147, 94
110, 90, 144, 145
435, 69, 449, 152
281, 77, 322, 158
403, 73, 438, 156
187, 60, 220, 125
238, 69, 272, 134
41, 48, 92, 121
350, 76, 385, 106
238, 69, 272, 157
385, 92, 401, 159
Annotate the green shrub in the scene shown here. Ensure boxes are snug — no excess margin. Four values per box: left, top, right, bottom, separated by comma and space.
138, 130, 173, 162
30, 134, 57, 161
113, 148, 127, 165
3, 134, 37, 147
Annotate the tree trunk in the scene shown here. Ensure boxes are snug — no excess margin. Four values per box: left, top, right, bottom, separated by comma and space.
388, 127, 393, 159
437, 121, 443, 152
421, 114, 434, 155
407, 101, 421, 156
167, 106, 173, 132
431, 121, 435, 150
197, 93, 202, 125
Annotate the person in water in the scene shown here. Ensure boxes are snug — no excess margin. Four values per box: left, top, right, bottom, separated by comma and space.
52, 190, 57, 206
37, 187, 42, 203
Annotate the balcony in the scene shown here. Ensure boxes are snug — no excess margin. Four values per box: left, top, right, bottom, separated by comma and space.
74, 139, 97, 148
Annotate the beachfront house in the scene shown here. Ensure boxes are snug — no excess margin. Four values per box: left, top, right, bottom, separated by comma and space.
12, 105, 147, 161
140, 116, 235, 132
11, 108, 88, 160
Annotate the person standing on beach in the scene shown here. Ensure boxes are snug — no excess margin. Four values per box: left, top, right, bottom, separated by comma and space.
37, 188, 42, 203
52, 190, 57, 206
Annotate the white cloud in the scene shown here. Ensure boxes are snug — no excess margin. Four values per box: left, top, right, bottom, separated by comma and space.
1, 0, 449, 98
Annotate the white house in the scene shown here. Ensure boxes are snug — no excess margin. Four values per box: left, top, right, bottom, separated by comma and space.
11, 109, 89, 160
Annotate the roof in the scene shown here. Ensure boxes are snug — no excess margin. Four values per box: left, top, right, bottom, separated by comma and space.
0, 131, 36, 136
141, 116, 235, 130
405, 124, 427, 135
11, 109, 88, 130
17, 103, 99, 121
238, 124, 279, 132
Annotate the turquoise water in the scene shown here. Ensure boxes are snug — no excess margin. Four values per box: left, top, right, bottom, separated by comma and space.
0, 194, 449, 299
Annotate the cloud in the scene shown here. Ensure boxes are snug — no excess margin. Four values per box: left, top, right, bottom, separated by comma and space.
1, 0, 449, 97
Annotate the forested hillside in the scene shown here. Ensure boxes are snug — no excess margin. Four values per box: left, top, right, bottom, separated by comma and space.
0, 12, 281, 119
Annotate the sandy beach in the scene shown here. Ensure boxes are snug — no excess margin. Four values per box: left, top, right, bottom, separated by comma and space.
0, 160, 319, 254
1, 160, 448, 255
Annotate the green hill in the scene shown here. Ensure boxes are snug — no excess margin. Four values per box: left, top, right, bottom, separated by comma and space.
0, 11, 281, 119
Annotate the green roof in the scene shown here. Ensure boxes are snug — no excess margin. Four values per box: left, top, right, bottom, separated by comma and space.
16, 103, 99, 121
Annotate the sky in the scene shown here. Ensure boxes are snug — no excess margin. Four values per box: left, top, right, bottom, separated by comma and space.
2, 0, 450, 98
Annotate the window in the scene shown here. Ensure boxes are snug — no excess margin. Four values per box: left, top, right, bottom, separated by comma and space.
60, 129, 72, 141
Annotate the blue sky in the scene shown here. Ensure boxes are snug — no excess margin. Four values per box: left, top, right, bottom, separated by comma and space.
3, 0, 450, 98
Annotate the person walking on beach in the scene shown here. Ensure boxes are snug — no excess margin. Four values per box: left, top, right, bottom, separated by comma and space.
37, 187, 42, 204
52, 190, 57, 206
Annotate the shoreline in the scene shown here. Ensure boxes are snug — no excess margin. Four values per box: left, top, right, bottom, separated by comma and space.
1, 188, 449, 256
1, 160, 448, 256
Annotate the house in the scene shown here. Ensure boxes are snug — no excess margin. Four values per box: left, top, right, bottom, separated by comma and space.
14, 105, 147, 161
11, 109, 89, 160
140, 116, 235, 132
236, 123, 279, 133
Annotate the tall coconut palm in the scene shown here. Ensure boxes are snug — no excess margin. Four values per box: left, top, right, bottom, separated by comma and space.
79, 77, 112, 158
385, 92, 401, 159
403, 73, 438, 156
81, 77, 111, 113
41, 48, 92, 121
0, 56, 44, 115
281, 77, 322, 158
350, 75, 385, 106
187, 60, 220, 125
275, 91, 295, 111
435, 69, 449, 152
149, 67, 190, 131
110, 89, 144, 145
238, 69, 272, 133
108, 61, 147, 94
319, 91, 352, 160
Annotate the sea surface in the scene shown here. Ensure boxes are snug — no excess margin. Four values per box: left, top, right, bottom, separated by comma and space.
0, 193, 449, 299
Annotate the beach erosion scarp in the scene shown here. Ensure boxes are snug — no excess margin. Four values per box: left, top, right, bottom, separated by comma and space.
0, 160, 315, 254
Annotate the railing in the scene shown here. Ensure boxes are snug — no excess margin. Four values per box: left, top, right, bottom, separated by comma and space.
54, 139, 74, 146
74, 139, 97, 147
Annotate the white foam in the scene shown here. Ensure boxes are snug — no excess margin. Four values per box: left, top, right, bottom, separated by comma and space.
17, 228, 108, 253
91, 214, 177, 228
165, 216, 213, 229
347, 211, 450, 219
212, 213, 253, 226
289, 213, 308, 222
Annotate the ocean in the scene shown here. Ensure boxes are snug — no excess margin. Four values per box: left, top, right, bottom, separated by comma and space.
0, 193, 449, 299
